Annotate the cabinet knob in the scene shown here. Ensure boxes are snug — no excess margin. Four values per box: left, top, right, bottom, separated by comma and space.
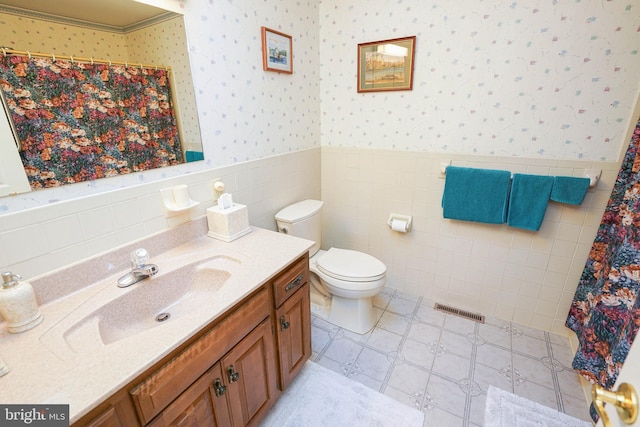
213, 378, 227, 396
227, 366, 240, 383
280, 316, 290, 330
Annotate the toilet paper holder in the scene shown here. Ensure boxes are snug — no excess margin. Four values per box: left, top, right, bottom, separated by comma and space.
387, 214, 413, 232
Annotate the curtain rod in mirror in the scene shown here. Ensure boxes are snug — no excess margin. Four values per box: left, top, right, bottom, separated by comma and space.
0, 47, 171, 71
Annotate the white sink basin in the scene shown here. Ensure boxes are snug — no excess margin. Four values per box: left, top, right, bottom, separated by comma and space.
40, 254, 242, 359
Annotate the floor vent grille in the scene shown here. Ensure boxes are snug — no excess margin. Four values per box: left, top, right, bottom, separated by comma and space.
434, 303, 485, 323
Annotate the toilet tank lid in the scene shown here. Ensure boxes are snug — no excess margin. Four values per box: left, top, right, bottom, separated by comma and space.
275, 199, 323, 223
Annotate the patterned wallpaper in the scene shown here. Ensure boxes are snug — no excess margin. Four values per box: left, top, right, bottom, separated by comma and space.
319, 0, 640, 161
5, 0, 633, 164
182, 0, 321, 165
0, 0, 638, 211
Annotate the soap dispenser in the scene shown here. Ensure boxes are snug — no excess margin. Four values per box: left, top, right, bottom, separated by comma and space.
0, 272, 43, 333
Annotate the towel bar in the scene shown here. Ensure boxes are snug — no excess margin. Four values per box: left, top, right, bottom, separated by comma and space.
585, 169, 601, 187
441, 164, 601, 188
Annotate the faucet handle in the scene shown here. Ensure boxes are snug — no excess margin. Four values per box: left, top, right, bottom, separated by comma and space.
131, 248, 150, 268
2, 272, 21, 287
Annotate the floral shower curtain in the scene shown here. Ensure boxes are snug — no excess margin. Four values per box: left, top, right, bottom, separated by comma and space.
566, 115, 640, 418
0, 54, 183, 189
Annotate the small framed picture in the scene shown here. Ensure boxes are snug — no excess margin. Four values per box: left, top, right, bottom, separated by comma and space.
261, 27, 293, 74
357, 36, 416, 93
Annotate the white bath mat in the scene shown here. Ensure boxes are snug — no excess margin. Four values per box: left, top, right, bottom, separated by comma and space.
484, 385, 591, 427
260, 361, 425, 427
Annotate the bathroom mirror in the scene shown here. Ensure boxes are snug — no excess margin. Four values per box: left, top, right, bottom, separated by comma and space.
0, 0, 204, 196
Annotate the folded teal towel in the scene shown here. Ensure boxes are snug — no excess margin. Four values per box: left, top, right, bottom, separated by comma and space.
185, 151, 204, 162
550, 176, 590, 205
442, 166, 512, 224
507, 174, 553, 231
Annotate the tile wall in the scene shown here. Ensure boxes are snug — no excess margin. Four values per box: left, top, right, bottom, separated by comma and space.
321, 147, 619, 335
0, 148, 320, 280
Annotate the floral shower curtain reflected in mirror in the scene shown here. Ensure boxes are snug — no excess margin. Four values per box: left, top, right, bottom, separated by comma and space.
0, 54, 183, 190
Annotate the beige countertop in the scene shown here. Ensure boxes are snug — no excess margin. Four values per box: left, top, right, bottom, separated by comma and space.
0, 221, 312, 423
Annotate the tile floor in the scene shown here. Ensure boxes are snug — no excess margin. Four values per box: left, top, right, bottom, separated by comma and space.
310, 288, 593, 426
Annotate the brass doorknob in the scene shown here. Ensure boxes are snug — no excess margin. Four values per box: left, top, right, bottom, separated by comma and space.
592, 383, 638, 426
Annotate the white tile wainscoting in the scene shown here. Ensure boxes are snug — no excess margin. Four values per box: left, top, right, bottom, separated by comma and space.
321, 147, 619, 334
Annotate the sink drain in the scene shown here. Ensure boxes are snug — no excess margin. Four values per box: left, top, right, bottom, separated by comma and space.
155, 312, 171, 322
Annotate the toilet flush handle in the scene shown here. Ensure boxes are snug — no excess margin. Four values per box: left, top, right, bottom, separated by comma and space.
279, 226, 289, 234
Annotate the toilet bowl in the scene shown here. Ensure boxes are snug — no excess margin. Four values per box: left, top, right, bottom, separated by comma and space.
275, 199, 387, 334
309, 248, 386, 334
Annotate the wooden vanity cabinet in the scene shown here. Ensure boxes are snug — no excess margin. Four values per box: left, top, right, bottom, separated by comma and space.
272, 254, 311, 389
149, 319, 276, 427
76, 254, 310, 427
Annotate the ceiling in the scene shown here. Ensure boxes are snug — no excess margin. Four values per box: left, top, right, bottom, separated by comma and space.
0, 0, 169, 29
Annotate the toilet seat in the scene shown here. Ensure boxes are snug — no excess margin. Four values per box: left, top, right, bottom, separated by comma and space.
316, 248, 386, 282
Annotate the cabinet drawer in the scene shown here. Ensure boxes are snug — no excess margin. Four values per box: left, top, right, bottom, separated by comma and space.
272, 254, 308, 308
130, 288, 270, 425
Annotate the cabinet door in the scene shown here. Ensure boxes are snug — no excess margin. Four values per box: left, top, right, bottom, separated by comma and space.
275, 283, 311, 389
222, 318, 278, 427
149, 363, 232, 427
82, 406, 128, 427
76, 392, 139, 427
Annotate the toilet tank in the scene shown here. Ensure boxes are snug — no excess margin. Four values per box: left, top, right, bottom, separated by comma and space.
275, 199, 323, 256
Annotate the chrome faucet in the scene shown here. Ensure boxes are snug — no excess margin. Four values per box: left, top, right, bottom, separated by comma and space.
117, 248, 159, 288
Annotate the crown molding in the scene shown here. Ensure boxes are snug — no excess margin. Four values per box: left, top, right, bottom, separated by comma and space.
0, 4, 176, 34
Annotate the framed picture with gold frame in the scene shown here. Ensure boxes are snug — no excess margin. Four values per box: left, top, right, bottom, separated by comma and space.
261, 26, 293, 74
357, 36, 416, 93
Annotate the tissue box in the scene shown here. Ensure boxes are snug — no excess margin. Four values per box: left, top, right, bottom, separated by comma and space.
207, 204, 251, 242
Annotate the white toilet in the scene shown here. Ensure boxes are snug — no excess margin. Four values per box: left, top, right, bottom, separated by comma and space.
275, 199, 386, 334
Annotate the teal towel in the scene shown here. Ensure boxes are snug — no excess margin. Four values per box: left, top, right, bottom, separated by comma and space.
507, 174, 553, 231
185, 151, 204, 162
442, 166, 512, 224
550, 176, 590, 205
